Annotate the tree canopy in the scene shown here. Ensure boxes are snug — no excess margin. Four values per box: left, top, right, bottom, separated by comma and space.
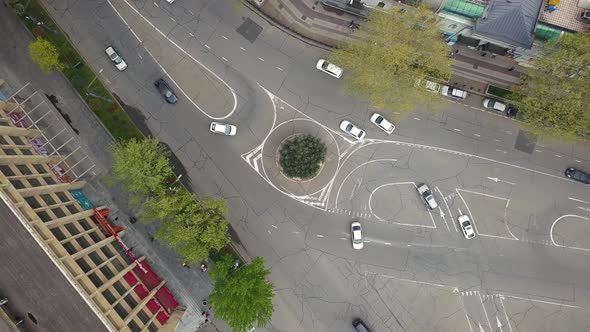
151, 191, 230, 264
29, 37, 62, 73
329, 6, 451, 113
109, 138, 174, 199
279, 135, 326, 179
209, 255, 274, 332
513, 32, 590, 139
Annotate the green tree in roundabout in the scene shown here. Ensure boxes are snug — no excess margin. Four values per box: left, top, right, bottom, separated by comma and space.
209, 254, 274, 332
279, 134, 327, 179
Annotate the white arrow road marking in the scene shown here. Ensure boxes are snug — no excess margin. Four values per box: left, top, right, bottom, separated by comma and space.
487, 177, 516, 185
478, 322, 485, 332
439, 206, 450, 232
497, 316, 503, 332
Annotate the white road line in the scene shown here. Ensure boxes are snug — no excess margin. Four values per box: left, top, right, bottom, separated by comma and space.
240, 46, 246, 51
271, 225, 278, 229
575, 159, 582, 163
222, 35, 228, 40
454, 128, 461, 132
437, 187, 458, 232
569, 197, 590, 205
479, 293, 493, 331
188, 9, 194, 15
505, 294, 588, 309
499, 296, 514, 332
204, 44, 211, 49
108, 1, 142, 42
460, 295, 475, 332
222, 57, 228, 61
170, 17, 175, 22
276, 67, 283, 71
252, 154, 262, 172
334, 159, 397, 209
189, 33, 194, 37
496, 149, 507, 154
339, 237, 347, 240
258, 57, 265, 62
535, 149, 542, 153
413, 117, 421, 121
555, 154, 563, 158
474, 134, 481, 137
316, 234, 324, 238
154, 2, 159, 6
494, 139, 500, 142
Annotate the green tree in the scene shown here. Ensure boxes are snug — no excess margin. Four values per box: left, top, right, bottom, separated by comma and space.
210, 255, 274, 332
108, 138, 174, 200
329, 6, 451, 113
279, 135, 326, 179
153, 192, 230, 264
513, 33, 590, 138
29, 37, 62, 73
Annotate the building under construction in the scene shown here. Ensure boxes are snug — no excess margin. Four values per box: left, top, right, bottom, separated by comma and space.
0, 82, 185, 331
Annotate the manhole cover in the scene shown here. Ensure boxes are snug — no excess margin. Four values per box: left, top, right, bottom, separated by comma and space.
514, 129, 537, 154
236, 18, 263, 43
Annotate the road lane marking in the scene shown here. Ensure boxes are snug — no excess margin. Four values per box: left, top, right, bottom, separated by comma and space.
153, 2, 158, 6
413, 117, 421, 121
258, 57, 265, 62
575, 159, 582, 163
276, 67, 283, 71
204, 44, 211, 49
453, 128, 461, 132
474, 134, 481, 137
222, 57, 228, 61
222, 35, 228, 40
189, 33, 194, 37
535, 149, 542, 152
316, 234, 324, 238
170, 17, 175, 22
240, 46, 246, 51
555, 154, 563, 158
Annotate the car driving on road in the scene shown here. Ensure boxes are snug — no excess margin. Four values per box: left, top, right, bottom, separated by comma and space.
458, 214, 475, 239
316, 59, 343, 78
417, 183, 438, 209
370, 113, 395, 134
351, 222, 363, 250
155, 78, 178, 104
104, 46, 127, 71
565, 167, 590, 184
482, 98, 507, 113
440, 86, 467, 99
209, 122, 237, 136
340, 120, 366, 140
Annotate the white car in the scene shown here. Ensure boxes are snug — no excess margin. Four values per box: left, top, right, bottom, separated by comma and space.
165, 0, 174, 3
416, 79, 441, 93
417, 183, 438, 209
440, 86, 467, 99
316, 59, 343, 78
370, 113, 395, 134
105, 46, 127, 71
482, 98, 507, 113
340, 120, 366, 140
458, 214, 475, 239
210, 122, 237, 136
351, 221, 363, 249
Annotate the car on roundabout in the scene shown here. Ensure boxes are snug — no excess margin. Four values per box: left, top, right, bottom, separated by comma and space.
351, 221, 363, 250
209, 122, 237, 136
316, 59, 343, 78
417, 183, 438, 209
458, 214, 475, 239
340, 120, 366, 140
370, 113, 395, 134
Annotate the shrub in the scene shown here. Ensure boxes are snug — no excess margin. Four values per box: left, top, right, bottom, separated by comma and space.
279, 135, 326, 179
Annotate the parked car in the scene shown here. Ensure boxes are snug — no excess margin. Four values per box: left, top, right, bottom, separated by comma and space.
340, 120, 366, 140
316, 59, 343, 78
416, 79, 441, 93
440, 86, 467, 99
482, 98, 507, 112
506, 105, 519, 118
417, 183, 438, 209
565, 167, 590, 184
210, 122, 237, 136
370, 113, 395, 134
353, 318, 372, 332
351, 222, 363, 250
155, 78, 178, 104
458, 214, 475, 239
104, 46, 127, 71
165, 0, 174, 3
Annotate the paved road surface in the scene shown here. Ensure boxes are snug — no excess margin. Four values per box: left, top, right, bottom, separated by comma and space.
19, 0, 590, 330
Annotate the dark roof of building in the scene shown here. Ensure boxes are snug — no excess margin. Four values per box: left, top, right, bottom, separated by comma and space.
0, 199, 109, 332
474, 0, 544, 49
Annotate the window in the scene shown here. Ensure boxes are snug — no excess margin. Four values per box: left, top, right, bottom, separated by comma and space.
2, 148, 16, 155
10, 180, 24, 189
37, 211, 52, 222
9, 136, 24, 145
40, 194, 56, 205
28, 178, 41, 187
16, 165, 32, 175
32, 164, 46, 173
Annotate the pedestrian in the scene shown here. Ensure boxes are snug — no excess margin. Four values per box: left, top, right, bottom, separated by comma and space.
200, 263, 208, 272
349, 20, 355, 28
202, 300, 208, 306
480, 52, 486, 57
114, 217, 118, 221
508, 67, 515, 71
182, 261, 189, 268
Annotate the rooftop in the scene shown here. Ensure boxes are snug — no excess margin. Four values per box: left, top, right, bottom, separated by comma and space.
0, 198, 109, 332
540, 0, 590, 32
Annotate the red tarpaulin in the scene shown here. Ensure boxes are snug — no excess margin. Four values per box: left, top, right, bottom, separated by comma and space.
156, 311, 170, 325
155, 287, 180, 313
133, 262, 161, 290
134, 284, 149, 300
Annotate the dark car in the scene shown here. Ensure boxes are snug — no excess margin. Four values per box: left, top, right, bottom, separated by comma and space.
155, 78, 178, 104
506, 105, 519, 118
565, 167, 590, 184
352, 318, 372, 332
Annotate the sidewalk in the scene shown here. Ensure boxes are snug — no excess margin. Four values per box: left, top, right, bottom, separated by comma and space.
251, 0, 527, 88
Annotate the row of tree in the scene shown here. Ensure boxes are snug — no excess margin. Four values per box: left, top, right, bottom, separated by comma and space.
331, 6, 590, 139
109, 138, 273, 332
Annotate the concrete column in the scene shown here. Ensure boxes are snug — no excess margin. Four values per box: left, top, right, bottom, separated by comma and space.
0, 154, 61, 165
17, 180, 85, 197
67, 226, 116, 261
92, 256, 146, 297
43, 205, 100, 228
0, 125, 42, 138
123, 279, 166, 325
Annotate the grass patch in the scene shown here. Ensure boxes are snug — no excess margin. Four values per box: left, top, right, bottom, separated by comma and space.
13, 0, 143, 141
486, 85, 512, 99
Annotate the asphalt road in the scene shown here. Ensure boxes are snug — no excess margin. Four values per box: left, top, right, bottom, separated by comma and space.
33, 0, 590, 331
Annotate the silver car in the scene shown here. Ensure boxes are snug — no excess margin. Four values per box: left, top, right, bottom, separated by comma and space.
105, 46, 127, 71
417, 183, 438, 209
